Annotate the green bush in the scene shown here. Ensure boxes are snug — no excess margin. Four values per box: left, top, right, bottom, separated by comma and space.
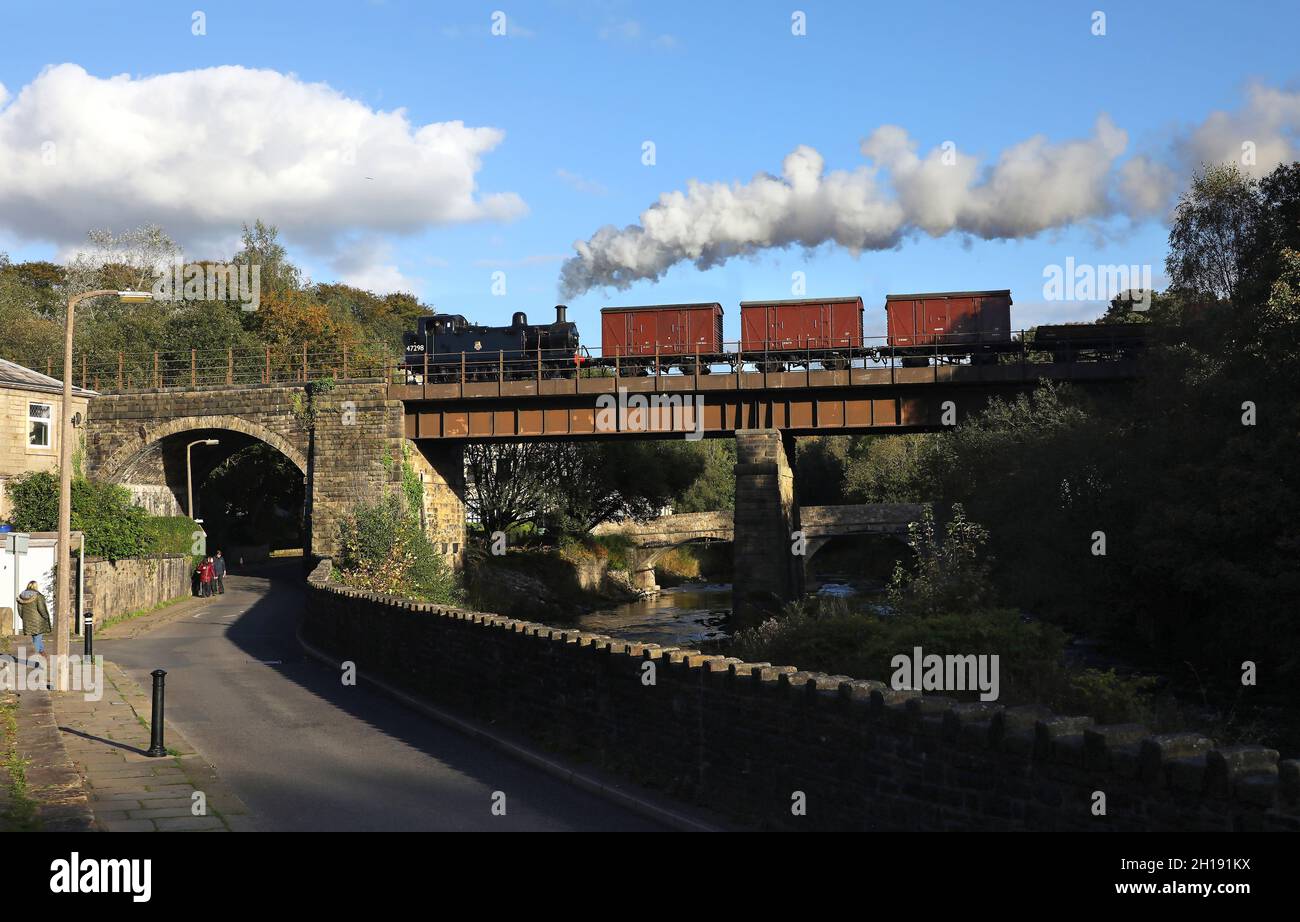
887, 503, 993, 618
6, 470, 206, 561
335, 493, 460, 604
144, 516, 203, 556
730, 599, 1155, 720
6, 470, 153, 559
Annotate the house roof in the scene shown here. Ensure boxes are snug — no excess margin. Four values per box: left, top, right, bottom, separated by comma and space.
0, 357, 97, 397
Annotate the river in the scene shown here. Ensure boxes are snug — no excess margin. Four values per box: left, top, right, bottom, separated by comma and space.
577, 573, 886, 646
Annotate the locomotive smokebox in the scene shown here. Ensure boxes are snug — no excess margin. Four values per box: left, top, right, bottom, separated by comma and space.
555, 304, 567, 323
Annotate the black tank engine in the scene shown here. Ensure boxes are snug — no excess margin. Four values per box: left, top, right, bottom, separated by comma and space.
402, 304, 579, 381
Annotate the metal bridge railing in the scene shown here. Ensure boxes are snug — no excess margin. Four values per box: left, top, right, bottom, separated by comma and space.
48, 345, 392, 393
63, 328, 1142, 395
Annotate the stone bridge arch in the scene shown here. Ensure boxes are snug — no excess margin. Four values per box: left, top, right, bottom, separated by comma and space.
606, 503, 922, 596
82, 382, 409, 559
615, 511, 736, 593
98, 414, 309, 486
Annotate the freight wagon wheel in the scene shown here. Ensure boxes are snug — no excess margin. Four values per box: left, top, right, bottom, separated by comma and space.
822, 354, 847, 371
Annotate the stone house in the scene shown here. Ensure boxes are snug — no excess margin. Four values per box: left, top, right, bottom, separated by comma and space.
0, 357, 95, 520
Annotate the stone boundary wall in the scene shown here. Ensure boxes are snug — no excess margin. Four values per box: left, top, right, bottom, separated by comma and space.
83, 554, 193, 623
304, 560, 1300, 831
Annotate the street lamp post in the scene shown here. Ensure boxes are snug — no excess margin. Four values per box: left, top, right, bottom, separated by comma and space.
186, 439, 220, 521
53, 289, 152, 689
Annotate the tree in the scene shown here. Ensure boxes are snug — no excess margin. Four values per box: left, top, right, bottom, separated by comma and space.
542, 441, 704, 533
672, 440, 736, 512
1166, 163, 1260, 304
336, 493, 459, 603
251, 289, 362, 355
233, 220, 302, 297
842, 434, 933, 503
464, 440, 706, 539
887, 504, 994, 618
464, 441, 556, 536
201, 443, 305, 548
61, 225, 179, 309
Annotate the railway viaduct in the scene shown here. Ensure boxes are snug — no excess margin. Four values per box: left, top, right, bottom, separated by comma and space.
81, 356, 1138, 620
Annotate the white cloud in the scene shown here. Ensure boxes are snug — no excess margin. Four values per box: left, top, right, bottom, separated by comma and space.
0, 63, 526, 259
598, 20, 678, 50
330, 238, 423, 295
556, 168, 608, 196
599, 20, 642, 41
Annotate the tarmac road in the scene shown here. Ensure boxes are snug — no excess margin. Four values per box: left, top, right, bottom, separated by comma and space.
100, 563, 663, 832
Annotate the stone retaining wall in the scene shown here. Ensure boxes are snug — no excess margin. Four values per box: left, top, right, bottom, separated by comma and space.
83, 554, 193, 623
303, 561, 1300, 831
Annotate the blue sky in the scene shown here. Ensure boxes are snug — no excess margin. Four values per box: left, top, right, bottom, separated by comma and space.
1, 0, 1297, 342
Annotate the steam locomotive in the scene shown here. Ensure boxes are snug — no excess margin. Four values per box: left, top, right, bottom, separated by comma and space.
400, 292, 1145, 380
402, 304, 579, 381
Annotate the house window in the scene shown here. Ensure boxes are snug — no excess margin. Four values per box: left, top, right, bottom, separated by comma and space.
28, 402, 52, 448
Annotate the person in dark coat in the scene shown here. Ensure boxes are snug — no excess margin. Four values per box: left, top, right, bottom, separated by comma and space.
213, 550, 227, 595
16, 581, 52, 655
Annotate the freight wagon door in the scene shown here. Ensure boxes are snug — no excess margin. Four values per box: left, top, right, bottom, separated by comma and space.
662, 310, 686, 354
922, 299, 951, 345
631, 312, 656, 356
685, 308, 712, 353
807, 306, 824, 349
827, 301, 862, 347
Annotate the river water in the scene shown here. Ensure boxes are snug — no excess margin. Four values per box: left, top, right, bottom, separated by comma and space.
577, 574, 885, 646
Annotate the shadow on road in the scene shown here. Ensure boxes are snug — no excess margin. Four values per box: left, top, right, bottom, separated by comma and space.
103, 558, 663, 831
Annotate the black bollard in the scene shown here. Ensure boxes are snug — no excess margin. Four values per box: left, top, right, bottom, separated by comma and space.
146, 669, 168, 757
83, 615, 94, 659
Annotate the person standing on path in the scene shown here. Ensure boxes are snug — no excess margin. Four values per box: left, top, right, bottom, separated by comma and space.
213, 550, 227, 595
16, 581, 52, 655
199, 556, 215, 598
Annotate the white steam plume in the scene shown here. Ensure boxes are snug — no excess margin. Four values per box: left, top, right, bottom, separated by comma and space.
560, 87, 1300, 297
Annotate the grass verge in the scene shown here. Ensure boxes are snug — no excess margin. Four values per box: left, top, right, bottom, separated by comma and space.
98, 593, 193, 633
0, 695, 40, 831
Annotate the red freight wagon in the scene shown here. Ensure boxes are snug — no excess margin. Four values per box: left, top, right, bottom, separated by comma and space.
600, 302, 724, 373
739, 296, 864, 368
884, 290, 1012, 364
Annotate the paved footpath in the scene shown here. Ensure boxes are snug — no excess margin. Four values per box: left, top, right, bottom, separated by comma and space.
49, 660, 256, 831
3, 638, 95, 831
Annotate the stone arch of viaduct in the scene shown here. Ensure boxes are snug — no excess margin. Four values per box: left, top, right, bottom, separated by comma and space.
82, 382, 467, 562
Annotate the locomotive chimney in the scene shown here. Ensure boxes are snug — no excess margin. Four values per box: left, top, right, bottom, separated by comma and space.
555, 304, 567, 324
